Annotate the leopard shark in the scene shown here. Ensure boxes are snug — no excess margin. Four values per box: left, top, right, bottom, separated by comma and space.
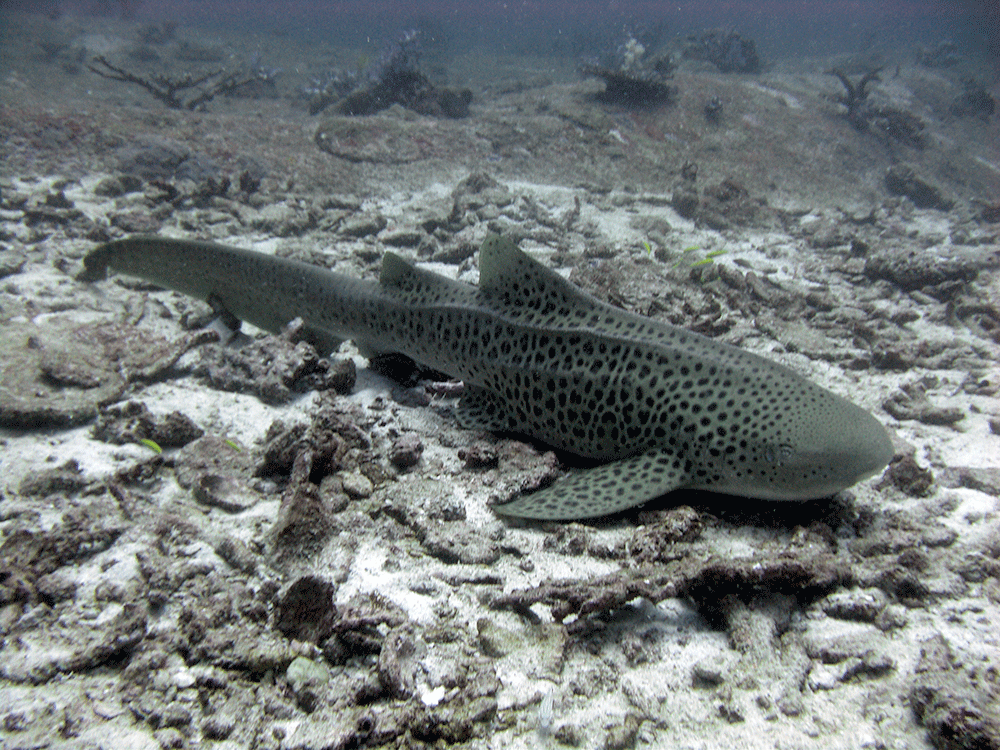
81, 233, 894, 520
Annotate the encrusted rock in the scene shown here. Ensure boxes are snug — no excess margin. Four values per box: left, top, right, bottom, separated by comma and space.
17, 459, 89, 497
0, 320, 206, 428
458, 445, 500, 470
93, 400, 203, 448
381, 229, 424, 247
820, 588, 889, 622
269, 476, 339, 558
910, 634, 1000, 750
885, 165, 954, 210
377, 625, 424, 699
174, 435, 261, 512
285, 656, 331, 712
195, 322, 353, 404
340, 214, 388, 238
883, 379, 965, 426
878, 454, 935, 497
117, 137, 220, 182
865, 246, 979, 292
317, 117, 432, 164
423, 525, 501, 565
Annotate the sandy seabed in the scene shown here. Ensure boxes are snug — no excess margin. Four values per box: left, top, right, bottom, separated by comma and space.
1, 11, 999, 750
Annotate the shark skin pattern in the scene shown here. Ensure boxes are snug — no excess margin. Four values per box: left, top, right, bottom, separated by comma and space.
81, 234, 895, 520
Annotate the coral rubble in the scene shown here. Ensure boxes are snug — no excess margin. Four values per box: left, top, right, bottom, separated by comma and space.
685, 29, 761, 73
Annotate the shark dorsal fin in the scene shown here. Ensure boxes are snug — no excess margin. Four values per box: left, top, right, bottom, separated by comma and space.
478, 234, 598, 311
380, 251, 476, 304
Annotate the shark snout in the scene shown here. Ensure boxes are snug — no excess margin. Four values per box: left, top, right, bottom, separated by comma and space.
846, 411, 895, 483
795, 401, 895, 497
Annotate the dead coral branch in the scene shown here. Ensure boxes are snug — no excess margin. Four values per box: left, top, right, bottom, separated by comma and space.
826, 67, 882, 130
87, 55, 257, 111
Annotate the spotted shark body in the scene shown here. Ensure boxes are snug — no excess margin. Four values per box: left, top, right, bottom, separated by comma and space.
82, 234, 894, 519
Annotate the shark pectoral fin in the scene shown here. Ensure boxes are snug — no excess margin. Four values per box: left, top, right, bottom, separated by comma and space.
455, 385, 510, 432
492, 448, 690, 520
206, 293, 243, 335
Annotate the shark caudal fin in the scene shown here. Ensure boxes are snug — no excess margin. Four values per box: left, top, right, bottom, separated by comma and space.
492, 447, 691, 520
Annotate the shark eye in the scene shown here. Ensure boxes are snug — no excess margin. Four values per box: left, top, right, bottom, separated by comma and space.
764, 443, 795, 465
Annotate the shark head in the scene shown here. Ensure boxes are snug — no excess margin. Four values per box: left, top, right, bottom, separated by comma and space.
694, 372, 895, 500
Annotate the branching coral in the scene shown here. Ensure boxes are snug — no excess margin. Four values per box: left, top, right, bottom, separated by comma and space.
305, 30, 471, 118
579, 33, 676, 107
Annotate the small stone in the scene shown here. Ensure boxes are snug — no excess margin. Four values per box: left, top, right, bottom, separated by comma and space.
920, 524, 958, 548
382, 229, 424, 247
110, 210, 161, 233
275, 576, 338, 643
458, 445, 499, 469
154, 728, 185, 749
692, 655, 729, 687
340, 214, 387, 238
820, 588, 888, 622
807, 663, 840, 691
172, 668, 197, 689
875, 604, 909, 631
341, 471, 374, 499
201, 713, 235, 740
214, 537, 258, 574
286, 656, 331, 692
94, 175, 141, 197
390, 434, 423, 470
842, 652, 895, 680
554, 724, 584, 746
193, 473, 258, 512
602, 714, 642, 749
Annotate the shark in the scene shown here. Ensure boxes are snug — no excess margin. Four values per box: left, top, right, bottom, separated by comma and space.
81, 233, 894, 520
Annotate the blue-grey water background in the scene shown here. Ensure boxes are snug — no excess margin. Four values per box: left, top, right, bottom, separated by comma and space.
4, 0, 998, 68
